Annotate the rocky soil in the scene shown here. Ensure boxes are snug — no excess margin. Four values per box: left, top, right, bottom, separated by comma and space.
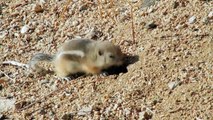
0, 0, 212, 119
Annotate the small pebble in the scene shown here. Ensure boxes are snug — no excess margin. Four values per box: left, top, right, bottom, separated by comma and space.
104, 106, 111, 115
33, 4, 44, 13
147, 8, 154, 13
79, 4, 88, 11
139, 111, 152, 120
195, 117, 202, 120
48, 111, 55, 117
173, 1, 179, 9
131, 0, 138, 3
63, 91, 71, 96
77, 106, 92, 116
201, 17, 209, 24
62, 113, 73, 120
112, 104, 118, 110
188, 16, 196, 24
39, 0, 46, 4
72, 20, 79, 26
208, 11, 213, 18
20, 25, 29, 34
0, 98, 16, 112
175, 24, 182, 29
85, 27, 103, 39
124, 108, 131, 115
40, 79, 49, 85
138, 47, 144, 52
39, 108, 46, 115
146, 21, 157, 29
168, 81, 180, 90
141, 0, 158, 8
14, 33, 20, 37
0, 31, 7, 38
54, 104, 60, 109
50, 82, 57, 91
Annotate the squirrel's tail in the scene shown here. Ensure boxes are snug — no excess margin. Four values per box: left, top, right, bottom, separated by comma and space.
28, 53, 54, 73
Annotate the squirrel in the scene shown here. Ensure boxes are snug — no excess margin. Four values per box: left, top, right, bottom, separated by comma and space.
29, 38, 124, 77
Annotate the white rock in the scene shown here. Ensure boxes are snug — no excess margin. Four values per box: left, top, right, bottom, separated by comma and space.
54, 104, 59, 109
40, 79, 49, 85
72, 20, 79, 26
175, 24, 182, 29
139, 111, 152, 120
123, 108, 131, 116
195, 117, 202, 120
21, 25, 29, 34
138, 47, 144, 52
0, 31, 7, 39
14, 33, 20, 37
208, 11, 213, 18
112, 104, 118, 110
131, 0, 138, 3
104, 105, 111, 115
168, 81, 180, 90
77, 106, 92, 116
50, 81, 58, 91
64, 91, 71, 96
40, 0, 46, 4
139, 111, 145, 120
188, 16, 196, 24
0, 98, 16, 113
117, 98, 122, 104
201, 17, 209, 24
147, 8, 154, 13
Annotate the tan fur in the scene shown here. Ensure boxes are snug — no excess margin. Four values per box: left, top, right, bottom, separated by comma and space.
29, 38, 124, 77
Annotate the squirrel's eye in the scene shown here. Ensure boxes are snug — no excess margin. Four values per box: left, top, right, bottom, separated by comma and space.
109, 55, 115, 59
98, 50, 103, 56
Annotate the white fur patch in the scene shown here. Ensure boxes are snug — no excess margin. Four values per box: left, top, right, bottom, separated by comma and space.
56, 50, 85, 60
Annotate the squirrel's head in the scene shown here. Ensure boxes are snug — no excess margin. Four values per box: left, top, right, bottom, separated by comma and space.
94, 41, 124, 69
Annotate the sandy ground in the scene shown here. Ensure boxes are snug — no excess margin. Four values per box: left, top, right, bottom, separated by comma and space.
0, 0, 212, 119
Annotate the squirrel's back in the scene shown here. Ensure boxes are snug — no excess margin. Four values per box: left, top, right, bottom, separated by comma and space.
59, 39, 94, 53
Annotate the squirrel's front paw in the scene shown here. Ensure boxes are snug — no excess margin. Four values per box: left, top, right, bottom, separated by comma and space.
54, 76, 73, 81
100, 72, 109, 77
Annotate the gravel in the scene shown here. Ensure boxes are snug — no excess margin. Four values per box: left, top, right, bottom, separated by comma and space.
0, 0, 212, 119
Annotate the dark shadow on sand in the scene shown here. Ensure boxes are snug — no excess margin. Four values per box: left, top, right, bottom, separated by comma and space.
103, 55, 139, 75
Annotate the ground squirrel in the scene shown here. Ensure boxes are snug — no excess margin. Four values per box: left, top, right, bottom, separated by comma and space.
29, 38, 124, 77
